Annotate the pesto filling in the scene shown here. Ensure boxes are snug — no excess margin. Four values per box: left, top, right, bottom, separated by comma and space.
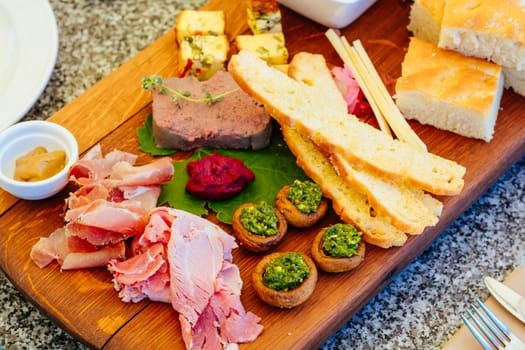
262, 252, 310, 291
240, 202, 279, 236
322, 223, 362, 258
287, 179, 322, 213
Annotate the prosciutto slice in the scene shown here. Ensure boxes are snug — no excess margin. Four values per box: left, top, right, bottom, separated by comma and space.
65, 199, 149, 245
30, 144, 174, 270
108, 242, 170, 303
69, 144, 138, 185
106, 156, 174, 187
30, 227, 126, 270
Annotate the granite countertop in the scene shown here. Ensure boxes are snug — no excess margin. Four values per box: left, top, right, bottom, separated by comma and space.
1, 1, 524, 349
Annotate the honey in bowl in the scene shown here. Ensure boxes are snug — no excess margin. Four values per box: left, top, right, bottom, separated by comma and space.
14, 146, 67, 182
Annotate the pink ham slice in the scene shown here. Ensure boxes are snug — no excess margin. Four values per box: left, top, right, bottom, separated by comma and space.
131, 206, 174, 254
30, 227, 126, 270
65, 199, 149, 245
166, 208, 262, 349
69, 144, 138, 185
106, 156, 174, 187
30, 144, 174, 270
108, 207, 263, 349
108, 242, 170, 303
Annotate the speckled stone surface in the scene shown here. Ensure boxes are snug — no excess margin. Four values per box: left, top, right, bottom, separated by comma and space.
2, 1, 524, 349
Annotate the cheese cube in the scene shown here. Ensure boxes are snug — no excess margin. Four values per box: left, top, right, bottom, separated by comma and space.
178, 35, 229, 80
235, 33, 288, 65
246, 0, 282, 34
175, 10, 225, 43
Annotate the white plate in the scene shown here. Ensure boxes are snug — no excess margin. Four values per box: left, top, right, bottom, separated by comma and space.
0, 0, 58, 132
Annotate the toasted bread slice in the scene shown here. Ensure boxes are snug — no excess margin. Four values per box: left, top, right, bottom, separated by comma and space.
281, 126, 407, 248
331, 153, 442, 234
228, 50, 466, 195
287, 52, 442, 234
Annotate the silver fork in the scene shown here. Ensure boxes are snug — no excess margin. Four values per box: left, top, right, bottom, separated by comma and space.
462, 299, 525, 350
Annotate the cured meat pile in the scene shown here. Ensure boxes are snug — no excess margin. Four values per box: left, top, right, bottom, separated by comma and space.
30, 145, 263, 349
109, 207, 263, 348
30, 145, 174, 269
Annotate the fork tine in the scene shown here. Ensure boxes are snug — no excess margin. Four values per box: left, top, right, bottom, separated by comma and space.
468, 308, 502, 349
470, 303, 507, 347
462, 314, 494, 350
476, 299, 511, 340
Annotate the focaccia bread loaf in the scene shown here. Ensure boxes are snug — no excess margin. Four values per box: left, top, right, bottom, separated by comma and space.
152, 71, 272, 151
503, 67, 525, 96
438, 0, 525, 72
407, 0, 444, 45
395, 37, 504, 142
408, 0, 525, 97
228, 50, 466, 196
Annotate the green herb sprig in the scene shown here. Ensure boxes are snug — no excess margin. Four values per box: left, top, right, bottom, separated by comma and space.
142, 75, 239, 106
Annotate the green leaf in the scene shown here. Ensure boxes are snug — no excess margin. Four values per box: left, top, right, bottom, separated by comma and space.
136, 115, 177, 156
157, 125, 308, 225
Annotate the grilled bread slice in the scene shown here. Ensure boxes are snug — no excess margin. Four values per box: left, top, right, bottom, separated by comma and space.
286, 52, 443, 234
228, 50, 466, 196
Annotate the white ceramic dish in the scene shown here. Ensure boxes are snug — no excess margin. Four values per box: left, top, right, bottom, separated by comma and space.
0, 121, 78, 200
0, 0, 59, 132
278, 0, 377, 28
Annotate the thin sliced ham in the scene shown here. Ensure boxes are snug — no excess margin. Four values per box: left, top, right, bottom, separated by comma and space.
168, 214, 227, 326
108, 242, 170, 303
69, 144, 138, 185
30, 144, 262, 348
131, 206, 174, 254
209, 262, 263, 344
108, 207, 262, 349
166, 208, 262, 349
30, 144, 174, 270
106, 157, 174, 187
30, 227, 126, 270
61, 242, 126, 270
65, 199, 149, 245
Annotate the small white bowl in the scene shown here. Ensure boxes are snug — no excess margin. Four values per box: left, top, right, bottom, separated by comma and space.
0, 120, 79, 200
278, 0, 377, 28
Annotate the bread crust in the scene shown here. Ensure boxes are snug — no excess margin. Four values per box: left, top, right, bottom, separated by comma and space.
232, 203, 287, 252
274, 185, 328, 228
252, 252, 317, 308
228, 50, 465, 196
281, 126, 408, 248
311, 227, 365, 273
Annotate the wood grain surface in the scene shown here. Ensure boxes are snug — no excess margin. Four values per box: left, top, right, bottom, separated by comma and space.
1, 0, 524, 349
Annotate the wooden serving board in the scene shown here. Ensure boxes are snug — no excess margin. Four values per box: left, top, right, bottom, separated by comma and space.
1, 0, 524, 349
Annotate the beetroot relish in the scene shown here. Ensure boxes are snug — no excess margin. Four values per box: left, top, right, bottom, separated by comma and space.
185, 152, 255, 201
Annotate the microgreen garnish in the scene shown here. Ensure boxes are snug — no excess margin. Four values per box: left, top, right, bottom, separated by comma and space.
141, 75, 238, 106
